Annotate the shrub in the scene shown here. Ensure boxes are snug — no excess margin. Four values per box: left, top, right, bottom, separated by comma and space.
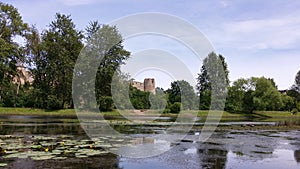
163, 108, 171, 114
170, 102, 181, 113
297, 102, 300, 112
47, 95, 62, 110
99, 96, 114, 112
291, 108, 298, 115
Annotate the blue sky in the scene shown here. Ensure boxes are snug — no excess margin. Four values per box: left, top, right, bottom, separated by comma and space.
4, 0, 300, 90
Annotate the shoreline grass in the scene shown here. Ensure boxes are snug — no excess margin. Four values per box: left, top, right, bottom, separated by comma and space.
0, 107, 76, 116
0, 107, 299, 119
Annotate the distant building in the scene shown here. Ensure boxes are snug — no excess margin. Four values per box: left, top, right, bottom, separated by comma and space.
12, 66, 34, 85
130, 78, 156, 94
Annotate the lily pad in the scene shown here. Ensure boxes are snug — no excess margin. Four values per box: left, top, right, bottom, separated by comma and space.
4, 153, 20, 158
52, 156, 67, 160
31, 155, 54, 160
51, 150, 62, 155
75, 155, 88, 158
0, 163, 8, 167
60, 135, 73, 139
4, 150, 18, 154
31, 145, 43, 149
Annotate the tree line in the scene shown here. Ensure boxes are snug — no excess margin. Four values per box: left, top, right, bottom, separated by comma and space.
0, 2, 130, 109
0, 2, 300, 114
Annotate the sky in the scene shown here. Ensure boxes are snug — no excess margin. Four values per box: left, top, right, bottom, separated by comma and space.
3, 0, 300, 90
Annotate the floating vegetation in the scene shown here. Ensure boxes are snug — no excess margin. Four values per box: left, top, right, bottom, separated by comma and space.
0, 163, 7, 167
233, 151, 244, 156
0, 134, 129, 161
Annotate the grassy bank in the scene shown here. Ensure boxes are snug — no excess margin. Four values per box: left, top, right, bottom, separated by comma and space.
0, 107, 299, 119
0, 107, 76, 116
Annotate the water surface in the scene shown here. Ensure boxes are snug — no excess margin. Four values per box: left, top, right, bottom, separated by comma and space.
0, 115, 299, 169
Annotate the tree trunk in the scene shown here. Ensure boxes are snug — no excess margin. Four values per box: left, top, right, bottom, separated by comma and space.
14, 81, 20, 108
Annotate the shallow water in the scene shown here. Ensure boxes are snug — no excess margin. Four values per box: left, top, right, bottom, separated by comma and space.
0, 115, 300, 169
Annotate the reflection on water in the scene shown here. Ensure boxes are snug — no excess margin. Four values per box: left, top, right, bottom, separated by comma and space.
4, 154, 120, 169
294, 150, 300, 163
0, 123, 85, 135
199, 148, 228, 169
226, 149, 300, 169
1, 116, 300, 169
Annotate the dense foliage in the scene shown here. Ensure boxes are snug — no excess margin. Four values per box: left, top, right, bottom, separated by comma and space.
0, 2, 299, 114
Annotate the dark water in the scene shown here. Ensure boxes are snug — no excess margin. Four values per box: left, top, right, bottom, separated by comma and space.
0, 115, 300, 169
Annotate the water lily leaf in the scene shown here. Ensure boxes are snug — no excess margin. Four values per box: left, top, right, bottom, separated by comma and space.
5, 150, 18, 154
0, 163, 8, 167
4, 153, 20, 158
31, 145, 43, 149
31, 155, 54, 160
75, 155, 88, 158
52, 157, 67, 160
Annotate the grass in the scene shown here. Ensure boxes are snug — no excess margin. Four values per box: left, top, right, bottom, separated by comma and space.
0, 107, 299, 120
253, 111, 300, 117
0, 107, 76, 116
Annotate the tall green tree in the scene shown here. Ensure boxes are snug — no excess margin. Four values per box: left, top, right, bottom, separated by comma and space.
0, 2, 28, 106
287, 70, 300, 111
85, 21, 130, 108
293, 70, 300, 92
196, 52, 229, 110
149, 87, 167, 110
33, 13, 83, 109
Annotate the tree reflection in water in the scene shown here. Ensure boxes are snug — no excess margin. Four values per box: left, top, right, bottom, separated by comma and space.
198, 148, 228, 169
294, 150, 300, 163
6, 154, 121, 169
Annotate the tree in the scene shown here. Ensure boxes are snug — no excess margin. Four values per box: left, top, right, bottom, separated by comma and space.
166, 80, 197, 110
225, 78, 248, 112
129, 86, 150, 109
33, 13, 83, 109
0, 2, 29, 106
196, 52, 229, 110
226, 77, 284, 113
286, 70, 300, 111
281, 94, 294, 111
292, 70, 300, 92
252, 77, 283, 111
149, 87, 167, 110
85, 22, 130, 107
197, 64, 211, 110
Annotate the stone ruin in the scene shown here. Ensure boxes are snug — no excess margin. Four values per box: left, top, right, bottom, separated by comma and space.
130, 78, 156, 94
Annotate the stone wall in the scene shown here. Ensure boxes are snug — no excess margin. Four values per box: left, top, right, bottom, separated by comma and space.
130, 78, 155, 94
130, 81, 144, 91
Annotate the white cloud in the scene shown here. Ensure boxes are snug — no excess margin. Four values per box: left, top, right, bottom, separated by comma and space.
217, 15, 300, 50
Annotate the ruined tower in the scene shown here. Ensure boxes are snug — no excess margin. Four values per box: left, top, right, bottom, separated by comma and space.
130, 78, 156, 94
144, 78, 155, 94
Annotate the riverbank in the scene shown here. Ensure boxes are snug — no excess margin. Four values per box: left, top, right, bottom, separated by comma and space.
0, 107, 299, 119
0, 107, 300, 131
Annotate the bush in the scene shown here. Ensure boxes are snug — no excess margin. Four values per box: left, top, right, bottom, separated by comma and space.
170, 102, 181, 113
47, 95, 62, 110
163, 108, 171, 114
99, 96, 114, 112
291, 108, 298, 115
297, 102, 300, 112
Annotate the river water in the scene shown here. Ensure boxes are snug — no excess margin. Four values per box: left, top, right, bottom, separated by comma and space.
0, 115, 299, 169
